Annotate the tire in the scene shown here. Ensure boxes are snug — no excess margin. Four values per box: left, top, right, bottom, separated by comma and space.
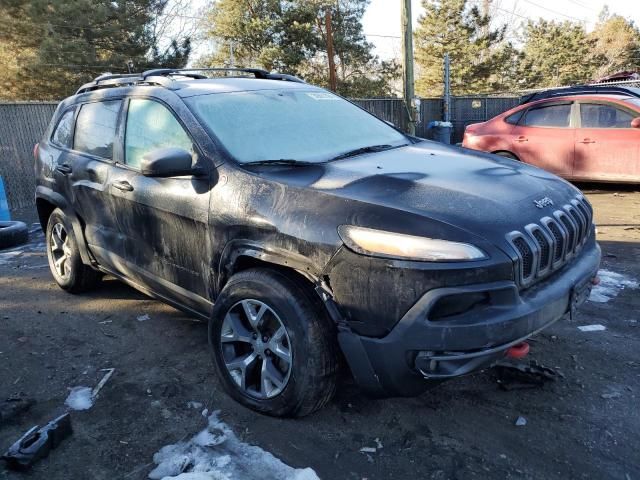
494, 151, 519, 160
209, 268, 338, 417
0, 221, 29, 250
45, 208, 102, 293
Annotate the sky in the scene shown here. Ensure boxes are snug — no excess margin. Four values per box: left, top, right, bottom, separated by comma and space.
362, 0, 640, 60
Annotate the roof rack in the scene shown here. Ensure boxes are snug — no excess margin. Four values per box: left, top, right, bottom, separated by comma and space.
76, 67, 305, 95
519, 85, 640, 105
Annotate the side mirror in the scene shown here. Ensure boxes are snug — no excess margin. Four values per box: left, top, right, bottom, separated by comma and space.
631, 117, 640, 129
140, 147, 196, 177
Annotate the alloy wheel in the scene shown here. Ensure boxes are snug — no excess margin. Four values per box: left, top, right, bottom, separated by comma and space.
220, 299, 292, 399
50, 223, 72, 279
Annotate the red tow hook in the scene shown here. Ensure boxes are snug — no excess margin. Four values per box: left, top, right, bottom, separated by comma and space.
506, 342, 530, 359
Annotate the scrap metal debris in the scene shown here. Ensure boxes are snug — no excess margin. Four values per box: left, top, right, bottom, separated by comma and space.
493, 360, 560, 391
1, 413, 72, 470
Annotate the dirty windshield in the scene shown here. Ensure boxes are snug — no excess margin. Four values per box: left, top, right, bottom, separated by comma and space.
185, 89, 408, 164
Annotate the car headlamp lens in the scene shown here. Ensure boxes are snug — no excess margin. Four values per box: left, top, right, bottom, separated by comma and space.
338, 225, 487, 261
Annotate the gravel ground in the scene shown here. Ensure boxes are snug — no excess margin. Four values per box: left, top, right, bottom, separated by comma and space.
1, 186, 639, 480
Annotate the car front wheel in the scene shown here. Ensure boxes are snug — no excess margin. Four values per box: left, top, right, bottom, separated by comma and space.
209, 268, 338, 417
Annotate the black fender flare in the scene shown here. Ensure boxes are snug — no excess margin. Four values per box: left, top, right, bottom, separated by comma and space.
216, 239, 321, 295
35, 186, 93, 266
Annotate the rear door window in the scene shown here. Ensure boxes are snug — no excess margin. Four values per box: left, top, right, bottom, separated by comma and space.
580, 103, 635, 128
74, 100, 122, 159
522, 104, 571, 128
51, 109, 75, 148
124, 99, 193, 170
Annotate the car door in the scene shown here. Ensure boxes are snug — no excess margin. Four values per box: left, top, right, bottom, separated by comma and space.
510, 101, 575, 176
108, 97, 212, 314
574, 101, 640, 182
51, 99, 125, 271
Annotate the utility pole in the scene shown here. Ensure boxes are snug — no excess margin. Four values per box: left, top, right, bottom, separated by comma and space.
401, 0, 416, 135
325, 10, 337, 92
444, 53, 451, 122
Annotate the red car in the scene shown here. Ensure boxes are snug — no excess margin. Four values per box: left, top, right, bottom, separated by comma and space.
463, 89, 640, 183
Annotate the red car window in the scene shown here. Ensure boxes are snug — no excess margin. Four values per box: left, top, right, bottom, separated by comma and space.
580, 103, 635, 129
523, 104, 571, 128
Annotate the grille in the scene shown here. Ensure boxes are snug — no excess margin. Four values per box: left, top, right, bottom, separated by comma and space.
507, 195, 593, 288
532, 229, 551, 270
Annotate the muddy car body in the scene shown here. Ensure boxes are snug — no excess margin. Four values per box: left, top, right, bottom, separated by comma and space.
34, 69, 601, 416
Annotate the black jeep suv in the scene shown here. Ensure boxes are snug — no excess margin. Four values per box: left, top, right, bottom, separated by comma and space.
35, 68, 600, 417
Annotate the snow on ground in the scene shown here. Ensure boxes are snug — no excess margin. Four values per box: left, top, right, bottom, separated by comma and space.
589, 269, 638, 303
149, 411, 320, 480
64, 386, 94, 411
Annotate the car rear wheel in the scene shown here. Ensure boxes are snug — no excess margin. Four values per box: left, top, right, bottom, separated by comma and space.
209, 268, 338, 417
46, 209, 102, 293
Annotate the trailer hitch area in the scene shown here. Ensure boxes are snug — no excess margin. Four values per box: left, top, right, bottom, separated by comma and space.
1, 412, 73, 470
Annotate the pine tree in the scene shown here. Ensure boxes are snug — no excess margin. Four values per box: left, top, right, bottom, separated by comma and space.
0, 0, 191, 100
414, 0, 507, 96
518, 19, 597, 88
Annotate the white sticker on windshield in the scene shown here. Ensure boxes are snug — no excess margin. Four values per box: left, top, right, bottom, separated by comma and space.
306, 92, 339, 100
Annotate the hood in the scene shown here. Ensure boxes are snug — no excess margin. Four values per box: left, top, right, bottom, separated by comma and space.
246, 141, 582, 245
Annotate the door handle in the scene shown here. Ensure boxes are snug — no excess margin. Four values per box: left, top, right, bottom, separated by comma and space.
515, 136, 528, 142
112, 180, 134, 192
55, 164, 72, 175
578, 138, 595, 144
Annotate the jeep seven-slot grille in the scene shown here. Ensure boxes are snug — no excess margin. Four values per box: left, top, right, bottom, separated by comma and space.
507, 195, 593, 288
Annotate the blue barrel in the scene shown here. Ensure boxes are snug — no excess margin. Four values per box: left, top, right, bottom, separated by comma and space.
427, 121, 453, 144
0, 177, 10, 221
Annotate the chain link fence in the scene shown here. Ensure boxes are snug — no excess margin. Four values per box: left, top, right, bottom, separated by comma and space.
0, 102, 57, 211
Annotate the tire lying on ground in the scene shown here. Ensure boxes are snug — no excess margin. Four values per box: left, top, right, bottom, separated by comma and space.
0, 221, 29, 250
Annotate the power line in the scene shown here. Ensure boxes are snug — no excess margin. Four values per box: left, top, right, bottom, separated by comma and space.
518, 0, 588, 23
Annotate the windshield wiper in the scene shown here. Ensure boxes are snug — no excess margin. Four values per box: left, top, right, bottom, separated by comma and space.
242, 159, 319, 166
330, 143, 408, 161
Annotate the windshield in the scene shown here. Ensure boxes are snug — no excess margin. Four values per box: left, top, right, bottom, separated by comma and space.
185, 89, 408, 164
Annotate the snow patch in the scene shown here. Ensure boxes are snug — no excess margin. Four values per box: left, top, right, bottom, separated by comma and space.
589, 269, 638, 303
65, 386, 94, 411
148, 411, 320, 480
578, 324, 606, 332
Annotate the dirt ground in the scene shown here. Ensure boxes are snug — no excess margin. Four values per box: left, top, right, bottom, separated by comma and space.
1, 185, 639, 480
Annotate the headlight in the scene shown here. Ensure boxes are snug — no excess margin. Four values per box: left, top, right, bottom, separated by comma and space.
338, 225, 487, 262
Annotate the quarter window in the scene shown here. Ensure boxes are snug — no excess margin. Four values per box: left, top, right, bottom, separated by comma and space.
580, 103, 635, 128
51, 109, 75, 148
74, 101, 122, 158
124, 99, 193, 169
505, 109, 524, 125
522, 104, 571, 128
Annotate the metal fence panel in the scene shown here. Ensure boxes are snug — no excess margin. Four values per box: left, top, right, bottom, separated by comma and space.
0, 102, 57, 210
351, 98, 409, 132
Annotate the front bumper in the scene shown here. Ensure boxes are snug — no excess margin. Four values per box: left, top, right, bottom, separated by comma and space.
338, 241, 601, 396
